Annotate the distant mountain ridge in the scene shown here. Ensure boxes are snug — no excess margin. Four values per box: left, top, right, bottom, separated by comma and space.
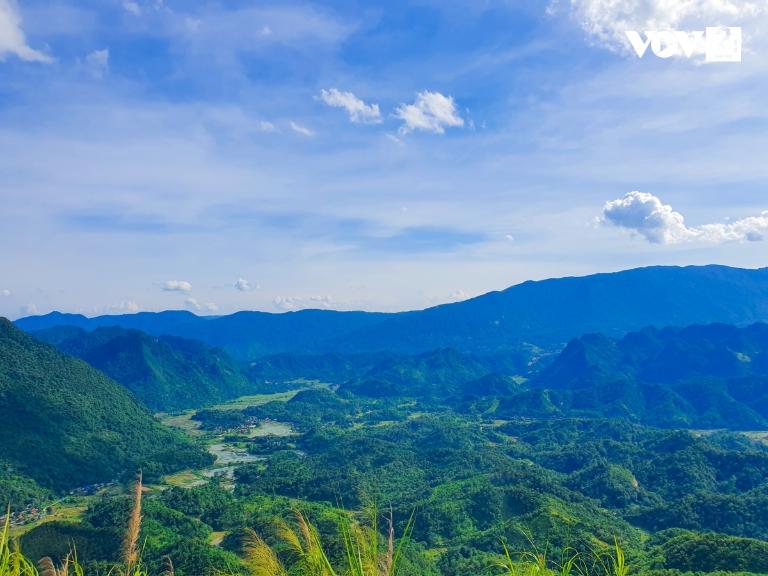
15, 265, 768, 358
32, 325, 255, 411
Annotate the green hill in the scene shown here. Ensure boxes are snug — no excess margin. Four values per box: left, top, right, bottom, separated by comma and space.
522, 323, 768, 429
342, 348, 490, 399
32, 325, 254, 411
0, 318, 210, 491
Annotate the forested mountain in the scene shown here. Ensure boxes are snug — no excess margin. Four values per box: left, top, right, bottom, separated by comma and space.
32, 325, 255, 411
511, 323, 768, 429
0, 318, 210, 491
342, 348, 504, 399
244, 351, 397, 389
536, 323, 768, 389
15, 265, 768, 358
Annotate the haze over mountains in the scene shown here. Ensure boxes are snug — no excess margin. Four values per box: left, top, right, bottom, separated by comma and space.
16, 265, 768, 358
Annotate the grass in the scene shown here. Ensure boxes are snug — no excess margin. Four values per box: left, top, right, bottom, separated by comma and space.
162, 470, 207, 489
210, 391, 300, 411
157, 411, 203, 437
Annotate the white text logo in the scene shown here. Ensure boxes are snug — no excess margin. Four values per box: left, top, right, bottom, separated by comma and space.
625, 27, 742, 63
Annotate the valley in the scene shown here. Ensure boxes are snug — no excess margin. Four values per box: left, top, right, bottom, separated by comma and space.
5, 266, 768, 575
159, 390, 303, 490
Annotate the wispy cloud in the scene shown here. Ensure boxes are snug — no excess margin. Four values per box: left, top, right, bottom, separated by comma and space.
601, 191, 768, 244
319, 88, 382, 124
185, 297, 218, 312
395, 91, 464, 134
273, 294, 332, 311
290, 121, 314, 137
0, 0, 53, 63
122, 2, 141, 16
107, 300, 140, 313
85, 48, 109, 78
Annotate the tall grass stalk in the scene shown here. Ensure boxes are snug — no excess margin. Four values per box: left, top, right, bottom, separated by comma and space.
242, 506, 414, 576
121, 471, 143, 576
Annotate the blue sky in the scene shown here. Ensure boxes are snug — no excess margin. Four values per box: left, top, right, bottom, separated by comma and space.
1, 0, 767, 318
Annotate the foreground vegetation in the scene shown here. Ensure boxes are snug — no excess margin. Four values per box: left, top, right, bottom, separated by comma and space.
1, 474, 639, 576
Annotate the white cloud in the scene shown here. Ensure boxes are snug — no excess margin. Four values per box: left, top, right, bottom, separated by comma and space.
319, 88, 382, 124
448, 289, 468, 301
395, 91, 464, 135
123, 1, 141, 16
273, 295, 332, 311
234, 277, 257, 291
259, 121, 276, 132
85, 48, 109, 78
185, 297, 219, 313
22, 303, 39, 316
601, 191, 768, 244
290, 121, 314, 137
0, 0, 53, 63
161, 280, 193, 292
1, 289, 10, 296
555, 0, 767, 54
107, 300, 140, 313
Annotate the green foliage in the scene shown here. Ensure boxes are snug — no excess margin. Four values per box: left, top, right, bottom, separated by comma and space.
0, 319, 211, 492
0, 466, 50, 510
32, 326, 255, 412
651, 531, 768, 573
342, 349, 490, 399
530, 323, 768, 429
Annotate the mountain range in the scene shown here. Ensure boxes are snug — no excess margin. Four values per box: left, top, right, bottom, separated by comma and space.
15, 265, 768, 359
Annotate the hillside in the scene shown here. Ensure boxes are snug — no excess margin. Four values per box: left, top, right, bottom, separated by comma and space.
15, 265, 768, 358
0, 318, 210, 491
342, 348, 491, 398
519, 323, 768, 429
32, 326, 254, 411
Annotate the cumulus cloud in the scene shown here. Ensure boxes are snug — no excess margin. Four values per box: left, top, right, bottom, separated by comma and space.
290, 121, 314, 137
395, 91, 464, 135
185, 297, 219, 313
0, 0, 53, 63
234, 277, 257, 292
1, 289, 10, 296
601, 191, 768, 244
319, 88, 382, 124
273, 295, 332, 311
553, 0, 767, 54
161, 280, 193, 292
85, 48, 109, 78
